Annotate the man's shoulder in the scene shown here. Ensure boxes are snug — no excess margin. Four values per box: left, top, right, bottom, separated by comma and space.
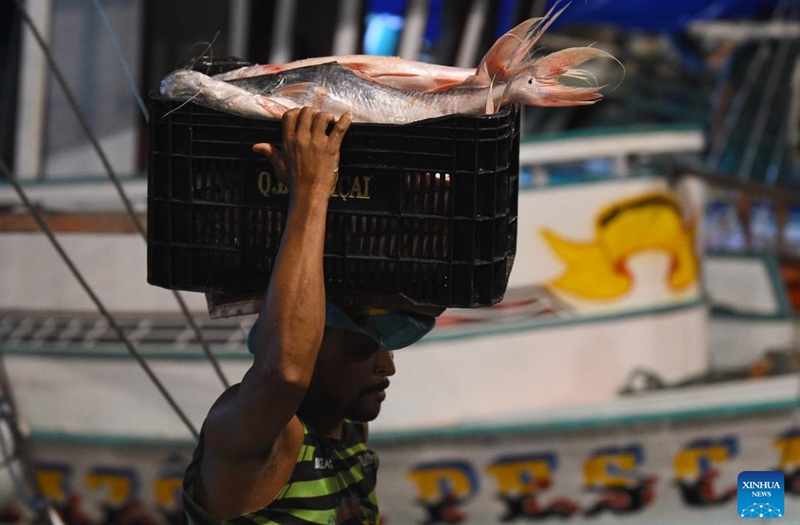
205, 384, 241, 424
201, 385, 242, 446
191, 399, 305, 520
202, 385, 305, 461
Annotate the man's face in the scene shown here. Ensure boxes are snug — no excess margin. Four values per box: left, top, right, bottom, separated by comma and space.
307, 328, 396, 422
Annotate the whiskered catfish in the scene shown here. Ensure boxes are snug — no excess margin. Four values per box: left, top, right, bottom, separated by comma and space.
212, 4, 573, 92
160, 4, 618, 123
161, 46, 613, 124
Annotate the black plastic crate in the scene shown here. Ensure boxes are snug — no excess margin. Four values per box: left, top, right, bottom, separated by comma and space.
147, 96, 519, 309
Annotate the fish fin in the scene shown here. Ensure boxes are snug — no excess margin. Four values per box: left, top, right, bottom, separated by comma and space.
270, 82, 321, 99
425, 80, 470, 92
257, 95, 290, 117
485, 75, 496, 114
214, 64, 283, 80
475, 18, 540, 84
499, 75, 516, 109
372, 72, 419, 78
458, 73, 484, 88
504, 2, 572, 78
474, 60, 491, 85
367, 75, 461, 91
475, 2, 570, 84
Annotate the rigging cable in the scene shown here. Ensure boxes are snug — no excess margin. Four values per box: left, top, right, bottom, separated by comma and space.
0, 342, 61, 525
92, 0, 256, 356
737, 10, 796, 182
13, 0, 230, 389
706, 0, 793, 173
705, 40, 770, 172
0, 157, 199, 440
90, 0, 148, 122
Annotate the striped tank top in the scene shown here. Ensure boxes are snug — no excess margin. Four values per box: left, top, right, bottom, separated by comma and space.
183, 419, 381, 525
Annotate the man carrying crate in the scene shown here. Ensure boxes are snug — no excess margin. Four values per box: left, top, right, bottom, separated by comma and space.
181, 107, 435, 525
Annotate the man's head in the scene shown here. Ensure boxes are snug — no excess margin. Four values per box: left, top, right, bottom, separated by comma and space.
302, 327, 396, 423
300, 303, 435, 422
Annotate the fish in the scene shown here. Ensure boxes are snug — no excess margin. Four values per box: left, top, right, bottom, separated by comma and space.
160, 4, 617, 123
226, 62, 493, 123
159, 69, 290, 118
214, 54, 473, 92
161, 50, 610, 124
212, 5, 570, 93
162, 41, 614, 123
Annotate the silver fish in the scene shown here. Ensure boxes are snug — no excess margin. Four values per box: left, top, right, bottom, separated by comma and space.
159, 70, 289, 118
212, 5, 574, 93
161, 52, 609, 124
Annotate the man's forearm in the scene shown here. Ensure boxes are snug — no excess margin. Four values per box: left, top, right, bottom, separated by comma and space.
246, 107, 350, 394
253, 192, 329, 384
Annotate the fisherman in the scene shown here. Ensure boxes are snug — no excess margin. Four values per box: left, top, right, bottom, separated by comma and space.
181, 107, 436, 524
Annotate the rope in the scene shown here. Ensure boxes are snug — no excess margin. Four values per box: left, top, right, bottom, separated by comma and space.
0, 345, 57, 524
705, 43, 769, 171
177, 303, 230, 387
668, 158, 800, 204
13, 0, 143, 236
706, 0, 794, 173
13, 0, 230, 389
0, 157, 199, 440
737, 23, 795, 181
0, 382, 30, 505
90, 0, 149, 123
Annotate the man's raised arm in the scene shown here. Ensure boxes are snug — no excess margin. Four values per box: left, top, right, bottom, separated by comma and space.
195, 107, 351, 515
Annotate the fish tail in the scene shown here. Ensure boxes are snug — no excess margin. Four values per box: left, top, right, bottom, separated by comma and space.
511, 2, 571, 71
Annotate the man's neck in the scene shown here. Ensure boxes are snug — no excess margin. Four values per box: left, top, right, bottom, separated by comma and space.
298, 409, 345, 439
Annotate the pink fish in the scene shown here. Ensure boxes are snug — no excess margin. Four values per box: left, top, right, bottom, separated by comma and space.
160, 6, 617, 123
162, 49, 612, 124
213, 4, 580, 93
215, 55, 473, 92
